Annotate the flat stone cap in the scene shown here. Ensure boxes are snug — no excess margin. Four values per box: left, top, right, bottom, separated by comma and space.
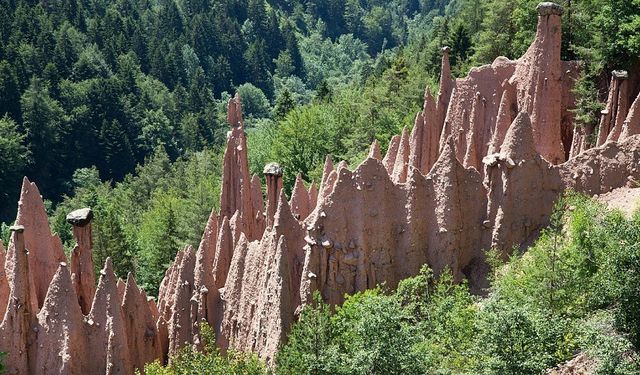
9, 225, 24, 233
612, 70, 629, 79
441, 46, 451, 53
66, 207, 93, 227
537, 2, 564, 16
263, 162, 283, 176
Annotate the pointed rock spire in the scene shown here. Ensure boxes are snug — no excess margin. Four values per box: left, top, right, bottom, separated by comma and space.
368, 140, 382, 160
0, 227, 32, 375
264, 162, 284, 228
213, 216, 233, 289
254, 235, 293, 364
319, 155, 334, 193
168, 246, 196, 355
274, 189, 296, 230
501, 112, 537, 161
87, 258, 132, 374
510, 2, 565, 164
227, 93, 244, 130
34, 263, 87, 374
67, 207, 96, 314
195, 210, 218, 285
122, 273, 162, 373
0, 241, 9, 319
432, 135, 459, 173
194, 209, 218, 329
219, 94, 253, 234
392, 126, 411, 182
15, 177, 68, 308
308, 182, 319, 210
219, 233, 251, 350
463, 96, 484, 169
598, 71, 630, 144
250, 174, 266, 237
437, 46, 454, 125
410, 112, 426, 170
620, 91, 640, 139
383, 135, 401, 174
290, 175, 311, 221
488, 87, 516, 154
410, 87, 440, 174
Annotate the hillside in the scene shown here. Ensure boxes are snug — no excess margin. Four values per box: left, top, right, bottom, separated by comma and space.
0, 0, 450, 222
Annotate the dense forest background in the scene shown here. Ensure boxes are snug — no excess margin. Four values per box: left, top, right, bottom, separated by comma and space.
0, 0, 638, 293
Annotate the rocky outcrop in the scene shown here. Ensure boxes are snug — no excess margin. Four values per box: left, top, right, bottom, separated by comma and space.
0, 226, 32, 375
34, 263, 88, 374
15, 177, 67, 310
4, 3, 640, 372
67, 207, 96, 314
0, 240, 9, 320
219, 94, 260, 240
193, 209, 218, 340
121, 273, 163, 373
435, 2, 580, 168
290, 175, 312, 221
484, 112, 562, 254
86, 258, 132, 374
598, 70, 630, 145
620, 91, 640, 139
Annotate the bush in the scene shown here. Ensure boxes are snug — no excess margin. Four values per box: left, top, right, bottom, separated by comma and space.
143, 324, 266, 375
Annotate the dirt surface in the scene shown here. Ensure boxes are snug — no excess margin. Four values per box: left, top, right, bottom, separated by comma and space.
547, 352, 597, 375
597, 187, 640, 216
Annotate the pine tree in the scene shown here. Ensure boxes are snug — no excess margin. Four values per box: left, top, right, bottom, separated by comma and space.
99, 118, 135, 181
274, 88, 295, 120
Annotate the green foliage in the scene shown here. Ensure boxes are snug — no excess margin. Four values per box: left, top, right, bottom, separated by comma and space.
0, 115, 29, 217
271, 104, 347, 189
0, 0, 454, 223
51, 146, 221, 295
236, 83, 272, 121
143, 324, 267, 375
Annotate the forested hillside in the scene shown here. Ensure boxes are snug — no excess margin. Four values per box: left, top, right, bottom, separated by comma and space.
0, 0, 448, 221
1, 0, 638, 295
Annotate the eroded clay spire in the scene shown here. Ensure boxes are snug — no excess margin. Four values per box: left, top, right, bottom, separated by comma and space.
510, 2, 565, 164
194, 209, 218, 328
219, 94, 253, 238
382, 135, 400, 174
437, 46, 454, 127
308, 182, 319, 209
488, 86, 516, 155
319, 155, 334, 193
67, 207, 96, 314
168, 246, 196, 355
227, 93, 244, 130
122, 272, 162, 372
501, 111, 538, 161
0, 226, 32, 374
264, 162, 284, 228
368, 140, 382, 160
35, 263, 86, 374
392, 126, 411, 183
0, 240, 8, 319
212, 216, 233, 289
598, 70, 629, 144
87, 258, 132, 374
15, 177, 67, 308
620, 91, 640, 139
290, 175, 311, 221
